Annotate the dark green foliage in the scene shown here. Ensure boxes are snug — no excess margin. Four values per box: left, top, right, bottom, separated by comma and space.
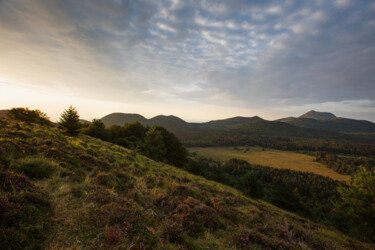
107, 121, 148, 149
143, 126, 167, 162
81, 119, 107, 140
184, 157, 341, 224
316, 151, 375, 175
7, 107, 51, 125
144, 126, 187, 167
10, 157, 56, 179
334, 167, 375, 241
59, 106, 81, 136
89, 122, 188, 167
238, 171, 263, 198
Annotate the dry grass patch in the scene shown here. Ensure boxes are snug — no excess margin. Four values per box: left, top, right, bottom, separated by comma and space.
189, 146, 351, 181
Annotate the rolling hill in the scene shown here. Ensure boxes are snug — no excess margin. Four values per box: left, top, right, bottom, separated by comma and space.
231, 120, 347, 139
286, 117, 375, 133
0, 118, 372, 249
101, 113, 148, 127
275, 110, 375, 134
99, 112, 351, 145
204, 116, 263, 128
299, 110, 336, 120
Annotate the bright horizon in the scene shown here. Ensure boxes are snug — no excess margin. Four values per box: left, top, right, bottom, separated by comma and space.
1, 0, 375, 122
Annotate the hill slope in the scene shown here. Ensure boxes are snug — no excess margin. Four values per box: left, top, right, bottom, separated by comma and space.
0, 119, 370, 249
286, 117, 375, 133
204, 116, 263, 128
231, 120, 347, 139
299, 110, 336, 120
101, 113, 148, 127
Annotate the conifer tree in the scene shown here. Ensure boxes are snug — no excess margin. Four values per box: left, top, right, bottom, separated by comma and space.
59, 106, 81, 136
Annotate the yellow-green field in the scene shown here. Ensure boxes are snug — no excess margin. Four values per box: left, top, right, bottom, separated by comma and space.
189, 146, 351, 182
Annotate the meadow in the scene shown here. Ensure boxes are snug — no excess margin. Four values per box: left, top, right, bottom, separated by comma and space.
189, 146, 351, 182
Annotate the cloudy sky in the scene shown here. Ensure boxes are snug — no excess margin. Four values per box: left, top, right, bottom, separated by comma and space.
1, 0, 375, 122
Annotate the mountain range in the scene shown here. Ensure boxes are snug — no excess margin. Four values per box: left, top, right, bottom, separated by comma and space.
100, 110, 375, 141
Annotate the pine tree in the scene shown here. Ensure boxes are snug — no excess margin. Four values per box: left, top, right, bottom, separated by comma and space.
59, 106, 81, 136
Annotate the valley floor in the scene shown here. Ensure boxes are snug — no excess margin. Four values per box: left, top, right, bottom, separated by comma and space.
189, 146, 351, 182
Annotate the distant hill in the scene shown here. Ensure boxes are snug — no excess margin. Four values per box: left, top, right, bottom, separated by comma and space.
286, 117, 375, 133
299, 110, 336, 120
148, 115, 189, 130
79, 119, 91, 125
275, 116, 297, 122
204, 116, 263, 128
100, 112, 352, 145
101, 113, 148, 127
231, 120, 346, 139
274, 110, 375, 134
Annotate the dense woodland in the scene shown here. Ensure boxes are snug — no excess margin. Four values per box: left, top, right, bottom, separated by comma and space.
316, 151, 375, 175
184, 158, 340, 223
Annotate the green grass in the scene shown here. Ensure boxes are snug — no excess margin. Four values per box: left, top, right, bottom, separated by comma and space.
189, 146, 351, 182
0, 119, 371, 249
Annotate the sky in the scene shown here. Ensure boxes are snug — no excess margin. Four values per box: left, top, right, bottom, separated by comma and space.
0, 0, 375, 122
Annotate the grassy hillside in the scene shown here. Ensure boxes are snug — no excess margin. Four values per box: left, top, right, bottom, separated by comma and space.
189, 147, 351, 182
0, 119, 371, 249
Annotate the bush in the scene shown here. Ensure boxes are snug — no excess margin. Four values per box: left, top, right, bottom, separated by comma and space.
0, 171, 33, 192
6, 107, 51, 125
11, 157, 57, 179
82, 119, 107, 140
0, 191, 52, 249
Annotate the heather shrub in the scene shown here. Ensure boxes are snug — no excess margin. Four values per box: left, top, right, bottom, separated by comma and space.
0, 191, 52, 249
0, 171, 33, 192
11, 157, 57, 179
7, 107, 51, 126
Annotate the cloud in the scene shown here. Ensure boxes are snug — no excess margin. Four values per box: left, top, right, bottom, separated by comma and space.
0, 0, 374, 121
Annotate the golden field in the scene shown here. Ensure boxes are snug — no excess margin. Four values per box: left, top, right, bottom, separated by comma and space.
189, 146, 351, 182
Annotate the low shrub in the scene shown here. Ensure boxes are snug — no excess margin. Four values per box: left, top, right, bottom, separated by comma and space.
0, 171, 33, 192
105, 226, 122, 246
0, 191, 52, 249
11, 157, 57, 179
7, 107, 51, 126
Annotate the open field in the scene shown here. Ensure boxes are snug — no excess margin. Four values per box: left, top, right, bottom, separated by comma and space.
189, 146, 351, 182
